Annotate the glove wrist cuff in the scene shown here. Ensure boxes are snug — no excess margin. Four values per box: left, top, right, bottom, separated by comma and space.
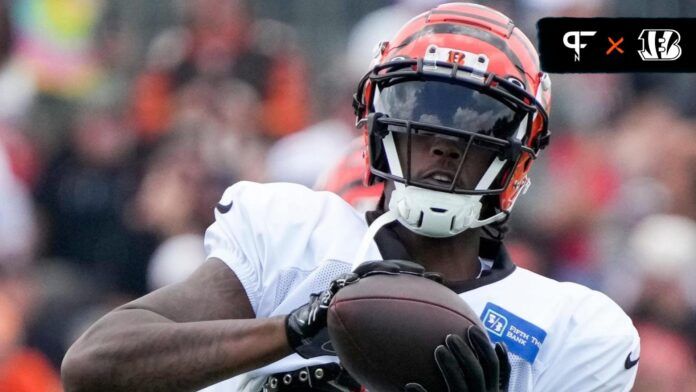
284, 314, 304, 352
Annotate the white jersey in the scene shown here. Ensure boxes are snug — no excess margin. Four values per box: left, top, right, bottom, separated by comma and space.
201, 181, 640, 392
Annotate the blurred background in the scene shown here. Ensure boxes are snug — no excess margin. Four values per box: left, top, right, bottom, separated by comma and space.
0, 0, 694, 391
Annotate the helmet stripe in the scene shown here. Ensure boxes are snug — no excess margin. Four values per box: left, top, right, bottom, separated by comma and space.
429, 9, 510, 30
393, 23, 528, 86
511, 31, 541, 70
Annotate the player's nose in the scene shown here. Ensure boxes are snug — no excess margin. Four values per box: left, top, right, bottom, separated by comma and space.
429, 138, 462, 161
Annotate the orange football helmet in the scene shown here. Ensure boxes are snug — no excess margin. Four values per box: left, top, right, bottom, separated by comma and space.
352, 3, 551, 237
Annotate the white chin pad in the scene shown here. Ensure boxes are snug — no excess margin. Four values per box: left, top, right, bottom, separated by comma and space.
388, 185, 485, 238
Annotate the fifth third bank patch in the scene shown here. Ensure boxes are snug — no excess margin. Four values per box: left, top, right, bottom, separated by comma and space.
537, 18, 696, 72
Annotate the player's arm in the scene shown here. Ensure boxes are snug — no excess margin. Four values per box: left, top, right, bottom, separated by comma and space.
61, 257, 292, 392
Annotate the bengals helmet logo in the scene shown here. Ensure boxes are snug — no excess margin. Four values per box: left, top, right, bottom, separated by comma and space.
447, 50, 466, 64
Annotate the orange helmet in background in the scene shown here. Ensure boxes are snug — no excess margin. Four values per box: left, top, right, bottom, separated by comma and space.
315, 138, 384, 213
352, 2, 551, 237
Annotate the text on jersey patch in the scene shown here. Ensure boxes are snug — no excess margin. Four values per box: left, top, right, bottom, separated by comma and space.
480, 303, 547, 364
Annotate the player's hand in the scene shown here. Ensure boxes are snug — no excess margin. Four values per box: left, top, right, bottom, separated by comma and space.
353, 259, 443, 282
286, 259, 440, 359
404, 326, 511, 392
285, 273, 357, 358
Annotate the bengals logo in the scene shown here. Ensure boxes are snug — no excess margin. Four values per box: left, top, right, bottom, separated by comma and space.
447, 50, 466, 64
638, 29, 682, 61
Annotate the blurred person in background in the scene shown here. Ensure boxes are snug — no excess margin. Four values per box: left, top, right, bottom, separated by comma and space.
608, 99, 696, 221
600, 100, 696, 331
33, 90, 155, 297
133, 134, 218, 291
0, 119, 55, 391
632, 323, 696, 392
26, 88, 156, 369
175, 77, 269, 183
0, 131, 36, 271
264, 57, 357, 187
132, 0, 310, 144
512, 127, 621, 286
0, 291, 61, 392
621, 215, 696, 348
0, 0, 41, 189
263, 117, 354, 187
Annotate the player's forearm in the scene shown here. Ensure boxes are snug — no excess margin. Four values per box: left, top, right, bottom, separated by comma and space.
61, 309, 291, 392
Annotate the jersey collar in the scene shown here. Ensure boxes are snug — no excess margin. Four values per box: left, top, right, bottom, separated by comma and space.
365, 210, 516, 294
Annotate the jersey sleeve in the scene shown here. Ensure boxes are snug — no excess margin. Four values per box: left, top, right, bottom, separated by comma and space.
203, 181, 365, 316
533, 290, 640, 392
204, 182, 265, 313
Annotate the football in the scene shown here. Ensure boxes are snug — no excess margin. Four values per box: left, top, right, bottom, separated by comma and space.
327, 272, 484, 391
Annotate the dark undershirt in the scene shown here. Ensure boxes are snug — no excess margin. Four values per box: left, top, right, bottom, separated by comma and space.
365, 210, 516, 293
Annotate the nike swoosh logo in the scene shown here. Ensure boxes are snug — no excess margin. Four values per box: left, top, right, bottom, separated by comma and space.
624, 352, 639, 369
216, 200, 233, 214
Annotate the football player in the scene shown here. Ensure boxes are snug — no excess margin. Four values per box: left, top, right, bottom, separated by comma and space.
62, 3, 639, 392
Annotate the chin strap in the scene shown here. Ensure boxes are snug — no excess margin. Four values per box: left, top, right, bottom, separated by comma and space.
388, 185, 507, 238
352, 209, 398, 269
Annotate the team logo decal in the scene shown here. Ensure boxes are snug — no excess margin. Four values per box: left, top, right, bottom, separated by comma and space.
447, 49, 466, 65
423, 45, 489, 74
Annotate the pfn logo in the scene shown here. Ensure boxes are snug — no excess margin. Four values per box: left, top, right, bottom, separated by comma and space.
563, 31, 597, 61
638, 29, 682, 61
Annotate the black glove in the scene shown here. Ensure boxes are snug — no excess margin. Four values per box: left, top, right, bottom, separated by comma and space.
353, 259, 443, 283
286, 260, 440, 359
404, 326, 511, 392
285, 273, 356, 358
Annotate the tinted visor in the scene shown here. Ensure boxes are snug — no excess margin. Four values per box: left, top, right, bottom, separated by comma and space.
375, 80, 524, 139
370, 80, 530, 194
